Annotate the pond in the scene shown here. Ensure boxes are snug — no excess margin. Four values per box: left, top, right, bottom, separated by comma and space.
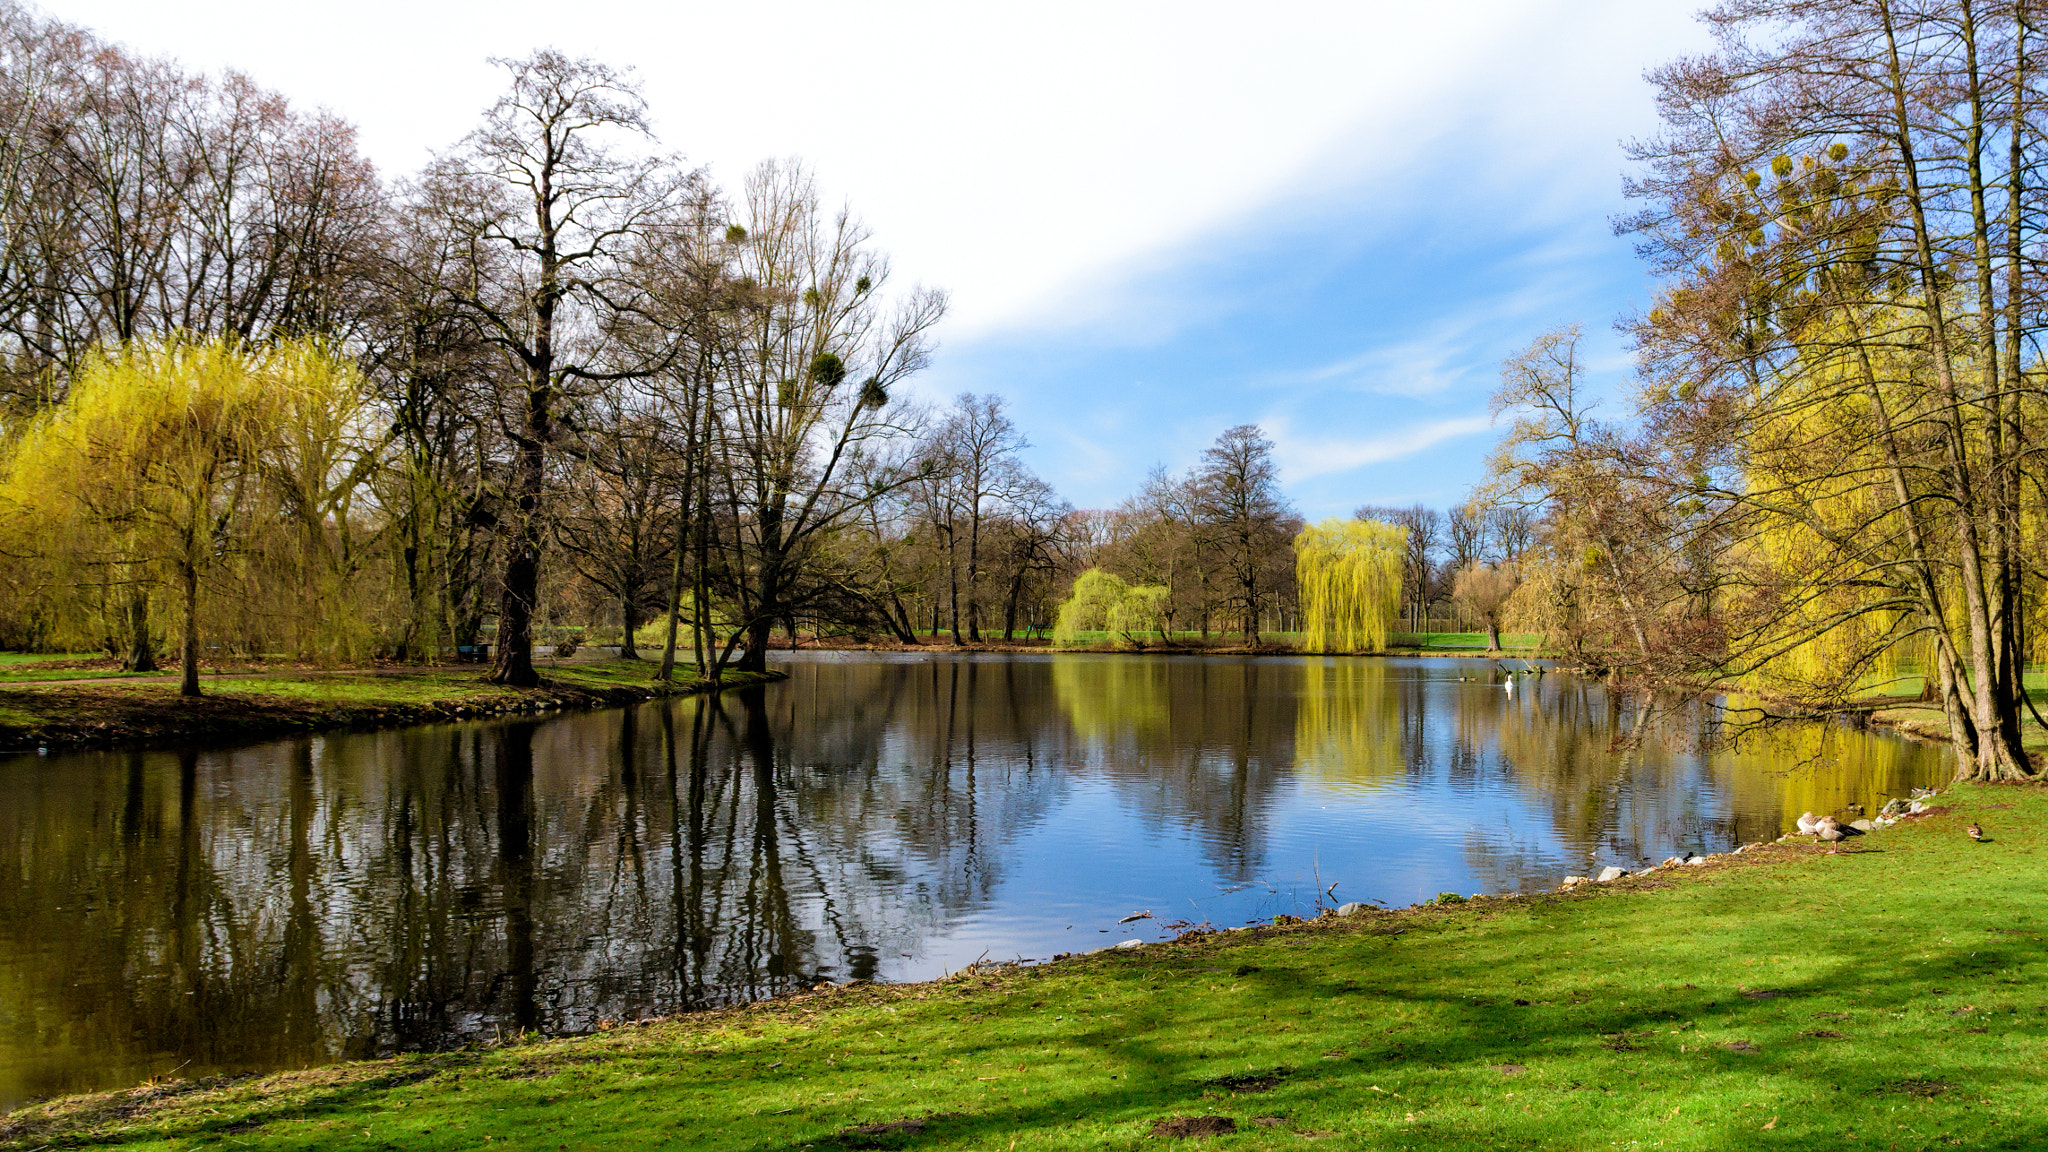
0, 652, 1947, 1109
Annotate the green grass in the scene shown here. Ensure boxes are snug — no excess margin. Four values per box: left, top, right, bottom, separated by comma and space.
7, 783, 2043, 1150
0, 661, 783, 751
1389, 631, 1545, 652
1853, 669, 2048, 753
0, 667, 157, 682
0, 652, 153, 683
146, 661, 766, 707
0, 652, 99, 665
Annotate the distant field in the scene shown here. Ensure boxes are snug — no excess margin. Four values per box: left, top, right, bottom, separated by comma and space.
885, 630, 1549, 651
1389, 631, 1544, 650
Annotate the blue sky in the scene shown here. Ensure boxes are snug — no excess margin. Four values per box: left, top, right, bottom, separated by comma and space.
932, 167, 1651, 517
51, 0, 1710, 518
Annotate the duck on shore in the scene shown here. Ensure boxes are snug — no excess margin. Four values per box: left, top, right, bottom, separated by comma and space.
1816, 816, 1862, 854
1796, 812, 1824, 838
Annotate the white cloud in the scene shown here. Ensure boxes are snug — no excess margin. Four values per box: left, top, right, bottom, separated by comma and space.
1264, 413, 1495, 483
1286, 326, 1479, 398
47, 0, 1704, 343
42, 0, 1708, 517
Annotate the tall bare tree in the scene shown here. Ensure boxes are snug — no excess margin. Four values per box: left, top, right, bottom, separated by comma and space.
707, 160, 944, 673
1194, 424, 1294, 644
425, 51, 685, 686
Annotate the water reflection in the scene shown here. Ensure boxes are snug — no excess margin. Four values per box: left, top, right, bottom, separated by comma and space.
0, 654, 1946, 1108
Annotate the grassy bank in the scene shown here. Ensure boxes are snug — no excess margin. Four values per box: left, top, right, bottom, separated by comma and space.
0, 660, 785, 753
4, 785, 2041, 1150
1858, 673, 2048, 757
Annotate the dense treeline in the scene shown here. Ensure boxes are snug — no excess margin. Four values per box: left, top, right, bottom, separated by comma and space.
0, 4, 993, 689
1482, 0, 2046, 782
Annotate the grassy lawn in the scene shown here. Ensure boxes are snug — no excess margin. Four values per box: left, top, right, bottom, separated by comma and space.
0, 653, 153, 683
1873, 704, 2048, 756
1388, 631, 1545, 652
1858, 672, 2048, 755
0, 667, 158, 682
6, 783, 2042, 1150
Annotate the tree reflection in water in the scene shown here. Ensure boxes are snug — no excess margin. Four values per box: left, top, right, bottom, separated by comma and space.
0, 654, 1946, 1108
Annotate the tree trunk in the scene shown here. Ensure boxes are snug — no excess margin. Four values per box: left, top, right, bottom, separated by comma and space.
659, 525, 688, 682
125, 588, 157, 672
1486, 618, 1501, 652
692, 442, 713, 674
884, 587, 922, 644
619, 591, 640, 660
179, 564, 201, 698
1877, 9, 2030, 780
1242, 572, 1258, 645
966, 507, 982, 643
489, 388, 547, 688
737, 490, 785, 674
1003, 569, 1025, 640
740, 614, 771, 673
660, 369, 704, 684
946, 525, 964, 645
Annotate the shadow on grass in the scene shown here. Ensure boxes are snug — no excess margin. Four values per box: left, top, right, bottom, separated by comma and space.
742, 883, 2048, 1149
11, 806, 2047, 1151
0, 1053, 481, 1148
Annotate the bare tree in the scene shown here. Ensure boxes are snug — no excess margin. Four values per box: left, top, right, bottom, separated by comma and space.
933, 393, 1030, 642
1485, 505, 1534, 563
708, 160, 945, 673
554, 394, 680, 658
1624, 0, 2044, 778
0, 5, 383, 669
1452, 565, 1518, 651
424, 51, 686, 686
993, 473, 1072, 639
1194, 424, 1294, 644
1356, 503, 1442, 632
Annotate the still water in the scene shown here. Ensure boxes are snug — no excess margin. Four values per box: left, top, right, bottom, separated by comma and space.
0, 652, 1948, 1108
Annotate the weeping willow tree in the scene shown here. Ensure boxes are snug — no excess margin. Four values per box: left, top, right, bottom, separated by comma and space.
1052, 568, 1171, 647
1294, 518, 1404, 653
1692, 317, 2003, 761
0, 337, 380, 694
1735, 429, 1928, 703
242, 347, 391, 663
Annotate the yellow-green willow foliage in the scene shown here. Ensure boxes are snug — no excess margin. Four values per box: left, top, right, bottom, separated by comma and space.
1294, 518, 1404, 653
1714, 699, 1943, 818
1052, 568, 1171, 647
1292, 659, 1404, 790
0, 338, 386, 688
1051, 656, 1174, 744
1731, 339, 1939, 697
